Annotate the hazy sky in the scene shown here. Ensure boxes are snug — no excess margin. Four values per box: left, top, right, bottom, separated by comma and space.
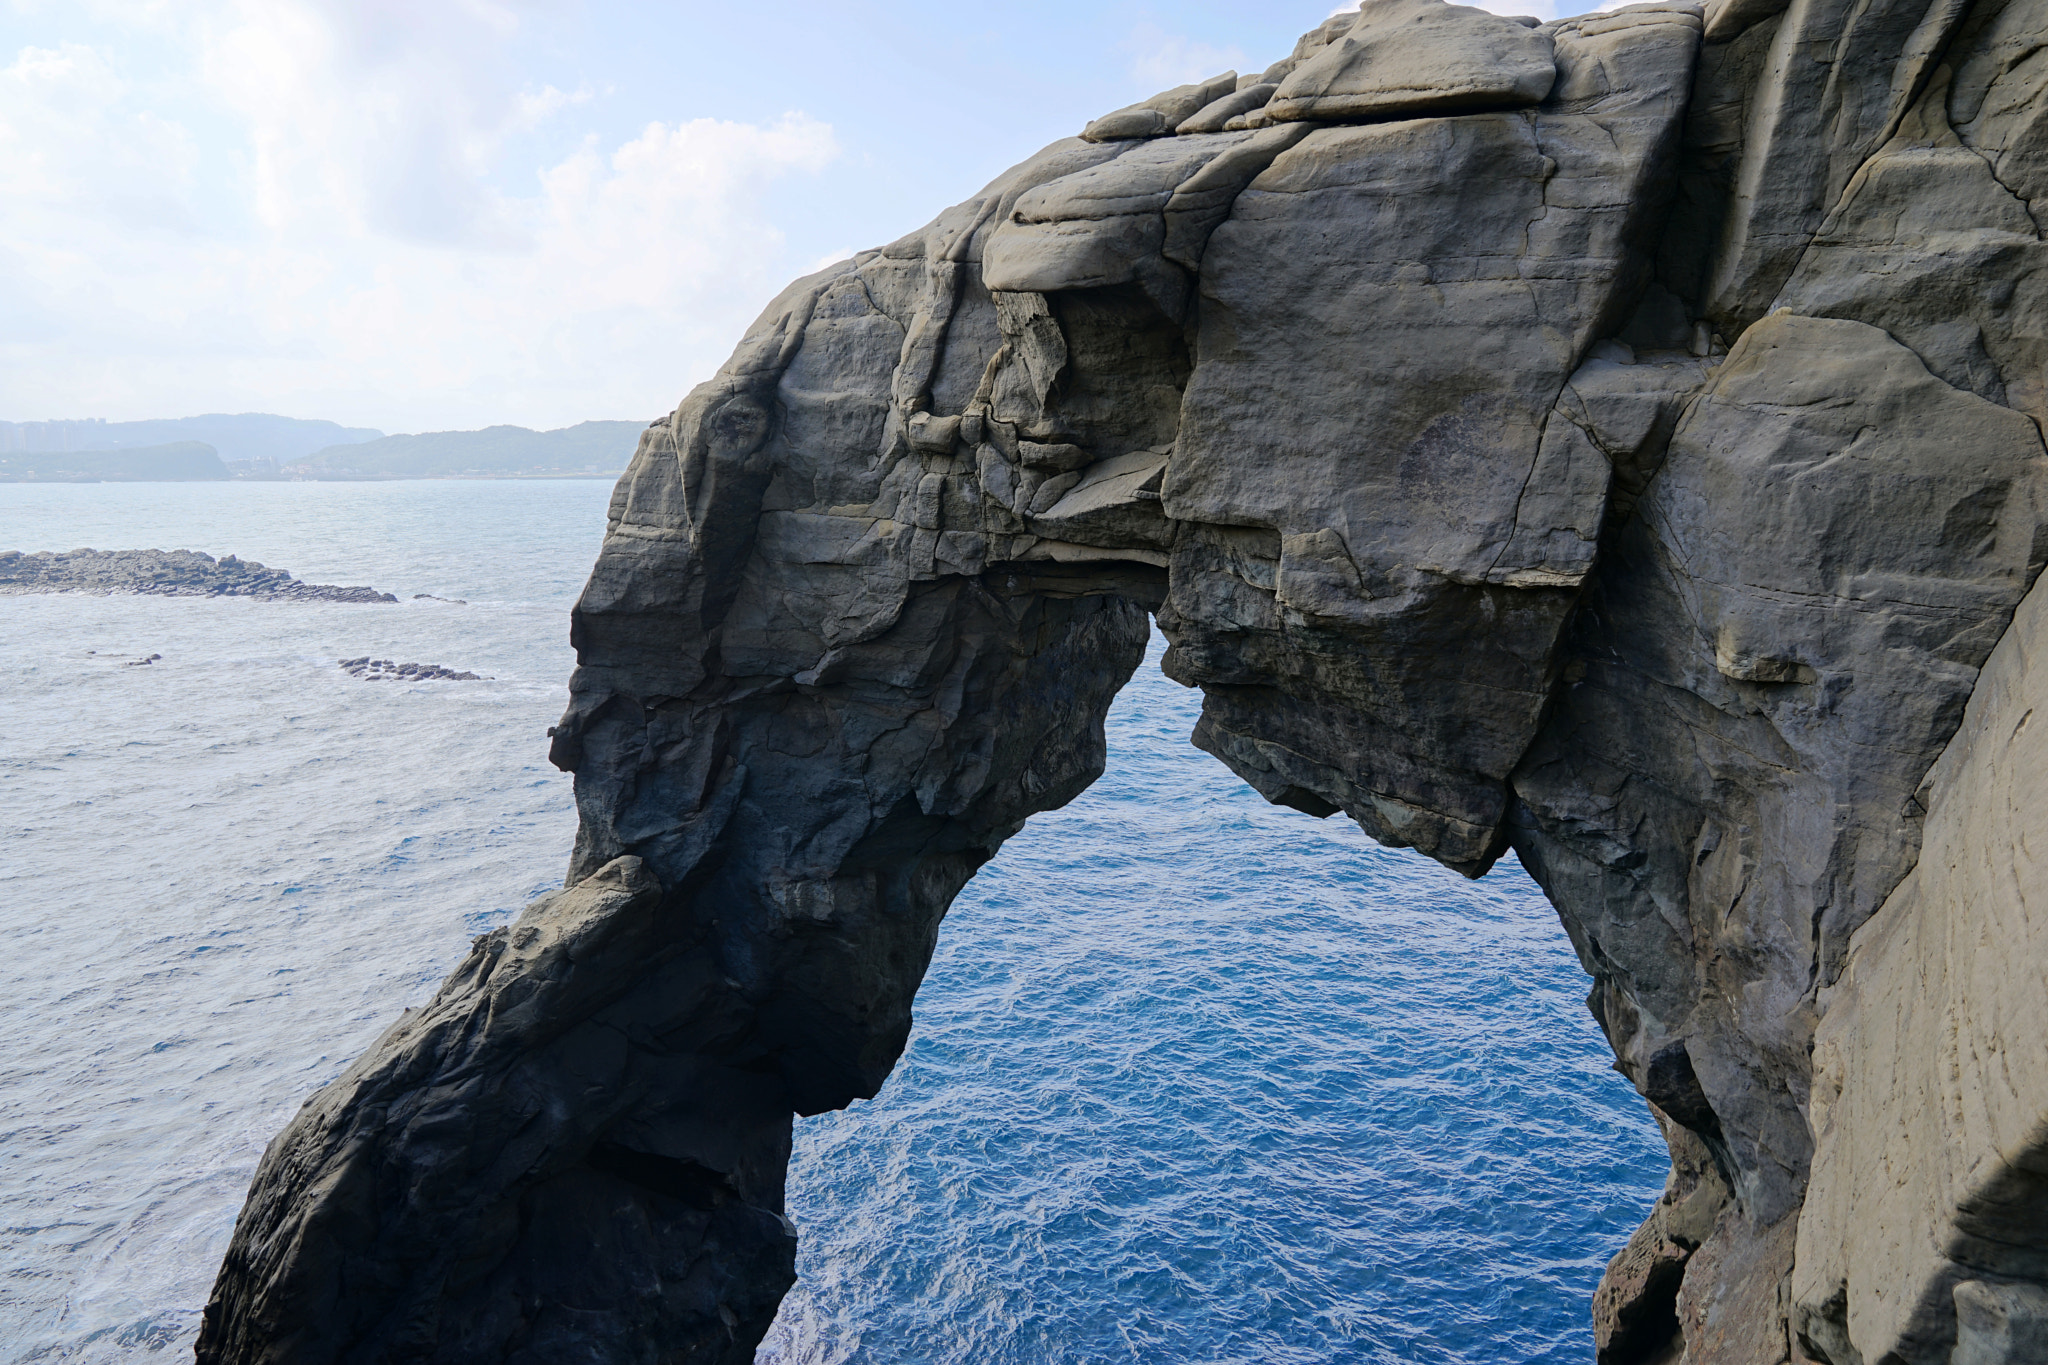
2, 0, 1580, 433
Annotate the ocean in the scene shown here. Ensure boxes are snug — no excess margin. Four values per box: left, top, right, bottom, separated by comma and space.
0, 481, 1664, 1362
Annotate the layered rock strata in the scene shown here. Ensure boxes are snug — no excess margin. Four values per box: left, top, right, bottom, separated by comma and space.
198, 0, 2048, 1361
1, 548, 397, 603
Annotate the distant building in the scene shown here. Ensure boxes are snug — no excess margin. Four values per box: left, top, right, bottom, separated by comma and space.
0, 419, 112, 453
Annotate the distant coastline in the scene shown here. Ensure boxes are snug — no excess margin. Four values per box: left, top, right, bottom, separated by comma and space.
0, 471, 626, 484
0, 441, 234, 484
0, 412, 647, 482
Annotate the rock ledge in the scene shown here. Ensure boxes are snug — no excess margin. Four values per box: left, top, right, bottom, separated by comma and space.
0, 549, 397, 603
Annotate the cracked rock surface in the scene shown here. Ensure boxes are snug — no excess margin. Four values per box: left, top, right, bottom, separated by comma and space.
199, 0, 2048, 1361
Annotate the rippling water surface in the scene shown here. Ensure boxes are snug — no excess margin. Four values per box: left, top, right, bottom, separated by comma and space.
0, 482, 1663, 1363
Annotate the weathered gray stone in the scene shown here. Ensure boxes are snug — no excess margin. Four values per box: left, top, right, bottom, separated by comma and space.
1162, 8, 1698, 869
1777, 67, 2048, 417
1595, 1114, 1729, 1363
1257, 11, 1366, 89
1263, 0, 1558, 124
1177, 82, 1277, 134
1953, 1282, 2048, 1365
1550, 351, 1714, 520
1951, 0, 2048, 223
1792, 563, 2048, 1365
196, 1, 2048, 1361
1027, 447, 1171, 551
1692, 0, 1975, 329
1513, 311, 2048, 1356
983, 124, 1315, 313
1081, 72, 1238, 142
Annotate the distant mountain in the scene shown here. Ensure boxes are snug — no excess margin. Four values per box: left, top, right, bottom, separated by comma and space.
287, 421, 646, 479
0, 441, 230, 482
0, 415, 646, 481
0, 414, 383, 465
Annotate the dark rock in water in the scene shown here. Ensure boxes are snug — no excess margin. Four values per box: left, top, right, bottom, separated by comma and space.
339, 657, 485, 682
0, 549, 396, 603
197, 2, 2048, 1363
122, 653, 162, 667
411, 593, 469, 604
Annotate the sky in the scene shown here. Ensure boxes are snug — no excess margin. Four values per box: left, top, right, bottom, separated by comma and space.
1, 0, 1587, 434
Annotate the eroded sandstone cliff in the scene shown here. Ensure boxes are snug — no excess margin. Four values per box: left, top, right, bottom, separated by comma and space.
196, 0, 2048, 1361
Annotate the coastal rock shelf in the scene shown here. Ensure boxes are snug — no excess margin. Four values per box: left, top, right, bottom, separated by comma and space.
0, 549, 397, 603
340, 658, 487, 682
197, 0, 2048, 1362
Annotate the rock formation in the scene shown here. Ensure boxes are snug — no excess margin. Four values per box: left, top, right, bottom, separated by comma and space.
1791, 542, 2048, 1364
1, 549, 397, 603
340, 658, 487, 682
196, 0, 2048, 1361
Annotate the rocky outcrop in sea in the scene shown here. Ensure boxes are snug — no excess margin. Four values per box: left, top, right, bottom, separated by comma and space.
195, 1, 2048, 1362
0, 549, 396, 603
340, 658, 486, 682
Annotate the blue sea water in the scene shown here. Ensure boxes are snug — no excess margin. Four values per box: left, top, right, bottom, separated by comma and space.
0, 482, 1664, 1362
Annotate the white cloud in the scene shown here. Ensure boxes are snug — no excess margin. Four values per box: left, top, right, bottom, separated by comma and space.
0, 43, 200, 232
517, 83, 596, 130
198, 0, 556, 247
1124, 25, 1250, 91
0, 1, 842, 431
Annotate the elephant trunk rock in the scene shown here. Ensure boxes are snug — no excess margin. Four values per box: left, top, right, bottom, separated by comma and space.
200, 0, 2048, 1360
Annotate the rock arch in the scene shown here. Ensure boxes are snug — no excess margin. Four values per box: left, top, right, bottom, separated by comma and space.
199, 2, 2048, 1360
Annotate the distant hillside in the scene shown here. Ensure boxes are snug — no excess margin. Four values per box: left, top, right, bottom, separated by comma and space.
287, 421, 645, 478
0, 414, 383, 465
0, 441, 229, 483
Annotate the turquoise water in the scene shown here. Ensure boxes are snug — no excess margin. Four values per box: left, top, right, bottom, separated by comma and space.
0, 482, 1662, 1362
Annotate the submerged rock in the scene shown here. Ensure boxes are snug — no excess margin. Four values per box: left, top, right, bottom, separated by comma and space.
0, 549, 397, 603
198, 1, 2048, 1362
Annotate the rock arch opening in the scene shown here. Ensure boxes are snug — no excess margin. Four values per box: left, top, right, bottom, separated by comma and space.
754, 623, 1667, 1363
